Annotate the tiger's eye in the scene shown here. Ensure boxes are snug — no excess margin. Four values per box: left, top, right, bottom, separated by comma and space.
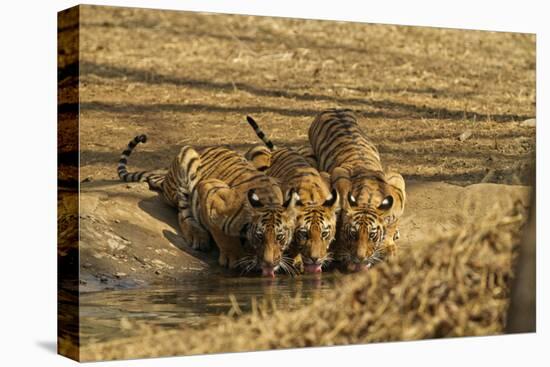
276, 234, 285, 242
321, 230, 330, 239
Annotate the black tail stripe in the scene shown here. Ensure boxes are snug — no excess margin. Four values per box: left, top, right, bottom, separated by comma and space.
246, 115, 275, 150
117, 134, 158, 183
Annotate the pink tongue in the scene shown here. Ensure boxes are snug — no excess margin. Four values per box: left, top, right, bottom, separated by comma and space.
304, 264, 322, 273
262, 267, 276, 278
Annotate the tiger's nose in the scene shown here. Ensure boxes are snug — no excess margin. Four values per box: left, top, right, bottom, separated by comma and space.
356, 246, 367, 259
263, 246, 280, 263
310, 257, 322, 265
262, 258, 279, 268
262, 255, 281, 267
357, 246, 375, 259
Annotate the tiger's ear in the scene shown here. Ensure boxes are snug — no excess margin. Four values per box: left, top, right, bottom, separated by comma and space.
384, 170, 406, 216
283, 188, 300, 221
323, 188, 339, 209
283, 188, 301, 208
247, 189, 264, 208
385, 170, 405, 192
347, 191, 358, 207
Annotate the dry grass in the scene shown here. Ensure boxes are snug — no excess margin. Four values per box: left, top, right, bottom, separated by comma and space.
81, 201, 527, 361
63, 5, 536, 187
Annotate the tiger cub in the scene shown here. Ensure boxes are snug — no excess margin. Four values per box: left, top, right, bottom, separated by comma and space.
117, 135, 298, 277
308, 109, 406, 271
244, 116, 339, 273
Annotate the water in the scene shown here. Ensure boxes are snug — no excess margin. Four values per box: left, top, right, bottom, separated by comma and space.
78, 273, 340, 345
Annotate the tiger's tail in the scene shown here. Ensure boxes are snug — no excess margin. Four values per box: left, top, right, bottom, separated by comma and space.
246, 115, 275, 151
117, 134, 164, 190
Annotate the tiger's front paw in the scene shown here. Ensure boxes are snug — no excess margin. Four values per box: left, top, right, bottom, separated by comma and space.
188, 230, 211, 251
180, 223, 211, 251
178, 212, 211, 252
218, 252, 228, 267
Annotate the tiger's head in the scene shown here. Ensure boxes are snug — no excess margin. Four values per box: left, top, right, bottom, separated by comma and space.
241, 188, 298, 277
335, 193, 388, 272
333, 172, 406, 272
292, 188, 339, 273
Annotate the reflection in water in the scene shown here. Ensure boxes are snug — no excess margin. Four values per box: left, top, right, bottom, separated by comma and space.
79, 273, 340, 345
